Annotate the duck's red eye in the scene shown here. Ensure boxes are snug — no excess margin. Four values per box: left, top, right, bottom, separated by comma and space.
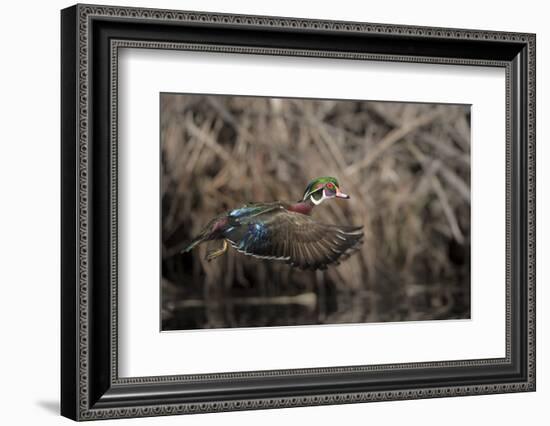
326, 183, 334, 189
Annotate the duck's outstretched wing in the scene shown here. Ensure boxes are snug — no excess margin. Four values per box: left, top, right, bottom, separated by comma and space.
224, 208, 363, 270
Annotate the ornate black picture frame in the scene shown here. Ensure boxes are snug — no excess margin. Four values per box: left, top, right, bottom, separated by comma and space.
61, 4, 536, 421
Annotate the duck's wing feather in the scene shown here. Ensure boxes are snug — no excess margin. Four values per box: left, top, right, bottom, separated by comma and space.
224, 208, 363, 270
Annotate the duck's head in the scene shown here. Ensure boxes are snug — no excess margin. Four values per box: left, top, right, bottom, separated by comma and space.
302, 177, 350, 205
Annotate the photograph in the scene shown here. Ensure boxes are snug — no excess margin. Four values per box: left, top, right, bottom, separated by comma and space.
160, 93, 471, 331
58, 3, 536, 420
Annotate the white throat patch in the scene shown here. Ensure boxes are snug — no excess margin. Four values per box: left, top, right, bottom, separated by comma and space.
310, 191, 328, 205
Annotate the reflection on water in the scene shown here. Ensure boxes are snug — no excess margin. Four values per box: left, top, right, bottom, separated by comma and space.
161, 253, 470, 331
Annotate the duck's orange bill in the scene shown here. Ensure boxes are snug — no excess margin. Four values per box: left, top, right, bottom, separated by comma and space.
336, 188, 350, 199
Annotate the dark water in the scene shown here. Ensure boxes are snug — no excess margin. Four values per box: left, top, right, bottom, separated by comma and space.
161, 247, 470, 331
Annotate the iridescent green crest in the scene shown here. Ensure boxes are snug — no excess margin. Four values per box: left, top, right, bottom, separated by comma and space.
302, 176, 339, 201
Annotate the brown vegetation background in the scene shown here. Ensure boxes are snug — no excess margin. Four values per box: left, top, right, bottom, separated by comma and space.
161, 93, 470, 331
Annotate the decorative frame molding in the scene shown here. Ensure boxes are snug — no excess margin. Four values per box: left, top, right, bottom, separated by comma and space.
61, 4, 535, 421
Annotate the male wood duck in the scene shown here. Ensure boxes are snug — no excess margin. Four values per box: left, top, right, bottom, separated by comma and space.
182, 177, 363, 270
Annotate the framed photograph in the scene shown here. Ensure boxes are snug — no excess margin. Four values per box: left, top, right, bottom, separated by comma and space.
61, 4, 536, 421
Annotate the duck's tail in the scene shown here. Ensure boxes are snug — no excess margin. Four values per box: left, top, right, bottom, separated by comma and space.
181, 215, 226, 254
181, 234, 206, 253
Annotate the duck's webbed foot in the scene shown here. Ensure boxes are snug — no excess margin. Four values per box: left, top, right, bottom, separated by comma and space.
205, 240, 228, 262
